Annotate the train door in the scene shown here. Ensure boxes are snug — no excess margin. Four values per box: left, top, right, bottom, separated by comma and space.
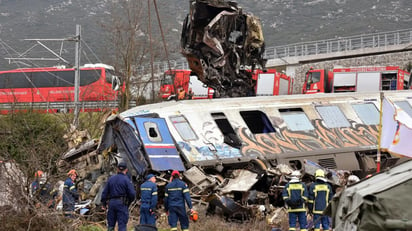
133, 117, 186, 171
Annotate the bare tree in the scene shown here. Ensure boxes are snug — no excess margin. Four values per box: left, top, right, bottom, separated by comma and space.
101, 0, 169, 110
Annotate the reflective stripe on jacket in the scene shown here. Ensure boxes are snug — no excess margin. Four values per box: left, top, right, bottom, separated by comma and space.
164, 178, 192, 211
308, 180, 333, 214
140, 180, 158, 209
282, 181, 308, 212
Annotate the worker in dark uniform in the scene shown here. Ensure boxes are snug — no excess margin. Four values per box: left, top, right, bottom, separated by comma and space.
31, 170, 55, 208
63, 169, 79, 217
101, 162, 136, 231
165, 170, 193, 231
282, 170, 308, 231
139, 173, 158, 226
308, 169, 333, 231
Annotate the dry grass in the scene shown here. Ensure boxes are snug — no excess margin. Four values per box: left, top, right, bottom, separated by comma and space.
0, 201, 289, 231
127, 203, 289, 231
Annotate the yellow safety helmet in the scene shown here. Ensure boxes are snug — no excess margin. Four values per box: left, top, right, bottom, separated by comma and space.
315, 169, 325, 178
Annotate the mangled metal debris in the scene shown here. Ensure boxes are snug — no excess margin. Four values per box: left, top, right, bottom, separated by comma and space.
219, 169, 258, 194
181, 0, 267, 97
54, 116, 358, 223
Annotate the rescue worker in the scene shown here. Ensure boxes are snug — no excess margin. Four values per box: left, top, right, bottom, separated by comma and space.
282, 170, 308, 231
30, 170, 45, 198
139, 173, 158, 226
63, 169, 79, 217
165, 170, 194, 231
31, 170, 56, 208
101, 162, 136, 231
177, 88, 186, 100
308, 169, 333, 231
186, 88, 194, 99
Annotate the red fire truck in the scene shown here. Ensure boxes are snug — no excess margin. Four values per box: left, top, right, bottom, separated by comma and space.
159, 69, 293, 100
303, 66, 411, 94
253, 69, 294, 96
159, 69, 214, 100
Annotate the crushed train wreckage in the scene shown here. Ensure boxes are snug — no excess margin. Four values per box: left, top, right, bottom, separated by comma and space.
181, 0, 267, 97
3, 91, 404, 225
60, 137, 349, 222
54, 91, 410, 222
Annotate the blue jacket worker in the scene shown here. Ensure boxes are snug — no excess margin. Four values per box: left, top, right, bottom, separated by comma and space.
63, 169, 79, 217
308, 169, 333, 231
282, 170, 308, 231
165, 170, 194, 231
140, 173, 158, 226
101, 162, 136, 231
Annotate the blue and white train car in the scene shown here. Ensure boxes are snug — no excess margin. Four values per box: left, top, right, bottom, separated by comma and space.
97, 91, 412, 178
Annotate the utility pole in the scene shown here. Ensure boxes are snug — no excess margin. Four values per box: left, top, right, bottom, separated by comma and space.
148, 0, 155, 102
5, 25, 82, 127
73, 25, 81, 127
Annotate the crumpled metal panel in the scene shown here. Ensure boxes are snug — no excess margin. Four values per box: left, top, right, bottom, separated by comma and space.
181, 0, 267, 97
206, 193, 251, 221
97, 117, 148, 175
219, 169, 258, 193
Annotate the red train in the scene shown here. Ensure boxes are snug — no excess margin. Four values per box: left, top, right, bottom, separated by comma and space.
0, 63, 123, 114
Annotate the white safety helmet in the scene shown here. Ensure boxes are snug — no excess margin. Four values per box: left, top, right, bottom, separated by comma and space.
290, 170, 301, 183
348, 175, 360, 185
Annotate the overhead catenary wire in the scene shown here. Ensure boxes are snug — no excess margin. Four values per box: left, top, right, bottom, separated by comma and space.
0, 36, 107, 104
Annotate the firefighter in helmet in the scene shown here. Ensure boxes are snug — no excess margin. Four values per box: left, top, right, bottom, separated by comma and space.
308, 169, 333, 231
282, 170, 308, 231
164, 170, 194, 231
30, 170, 44, 197
63, 169, 79, 217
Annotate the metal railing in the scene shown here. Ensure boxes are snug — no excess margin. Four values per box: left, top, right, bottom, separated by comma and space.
0, 100, 137, 112
137, 28, 412, 74
264, 28, 412, 59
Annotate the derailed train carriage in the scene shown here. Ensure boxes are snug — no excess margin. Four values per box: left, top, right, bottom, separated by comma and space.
96, 91, 411, 218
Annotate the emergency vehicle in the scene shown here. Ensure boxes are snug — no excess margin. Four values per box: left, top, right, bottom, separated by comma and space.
303, 66, 411, 94
253, 69, 294, 96
159, 69, 293, 100
159, 69, 214, 100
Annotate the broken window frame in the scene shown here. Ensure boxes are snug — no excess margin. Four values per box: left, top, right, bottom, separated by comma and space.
351, 103, 380, 125
169, 115, 198, 141
316, 105, 350, 128
143, 121, 163, 143
211, 112, 242, 148
239, 110, 276, 134
395, 101, 412, 118
279, 108, 314, 131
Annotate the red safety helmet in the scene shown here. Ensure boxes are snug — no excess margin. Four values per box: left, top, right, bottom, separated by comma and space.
34, 170, 44, 178
189, 210, 198, 222
67, 169, 77, 176
171, 170, 180, 177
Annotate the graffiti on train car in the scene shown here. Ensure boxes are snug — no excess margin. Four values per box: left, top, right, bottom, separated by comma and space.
241, 120, 378, 155
177, 118, 379, 162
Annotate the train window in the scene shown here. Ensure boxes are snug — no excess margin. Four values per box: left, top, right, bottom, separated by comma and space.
169, 115, 198, 141
288, 160, 303, 170
316, 105, 350, 128
395, 101, 412, 118
143, 121, 162, 143
240, 110, 275, 134
279, 108, 314, 131
352, 103, 379, 125
211, 112, 242, 148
